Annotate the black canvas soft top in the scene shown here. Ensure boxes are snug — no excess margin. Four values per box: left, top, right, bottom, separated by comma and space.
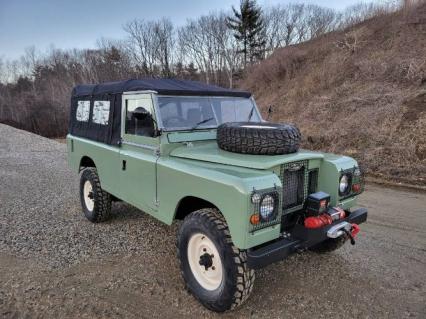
69, 79, 252, 146
72, 78, 251, 98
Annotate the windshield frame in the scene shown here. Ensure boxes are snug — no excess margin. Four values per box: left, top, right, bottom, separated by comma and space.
154, 95, 263, 132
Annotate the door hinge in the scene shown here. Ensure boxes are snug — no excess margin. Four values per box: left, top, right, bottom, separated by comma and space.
154, 199, 160, 207
154, 148, 161, 157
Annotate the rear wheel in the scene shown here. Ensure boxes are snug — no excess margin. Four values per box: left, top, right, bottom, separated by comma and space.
177, 209, 254, 312
79, 168, 111, 222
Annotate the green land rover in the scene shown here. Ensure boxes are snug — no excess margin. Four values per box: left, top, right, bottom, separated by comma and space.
67, 79, 368, 312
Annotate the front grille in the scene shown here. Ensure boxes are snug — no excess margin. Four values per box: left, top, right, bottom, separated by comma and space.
280, 161, 308, 210
308, 169, 319, 194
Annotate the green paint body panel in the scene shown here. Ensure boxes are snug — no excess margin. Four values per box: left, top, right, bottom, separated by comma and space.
67, 93, 363, 250
167, 130, 217, 143
67, 136, 121, 196
170, 141, 324, 170
318, 153, 359, 207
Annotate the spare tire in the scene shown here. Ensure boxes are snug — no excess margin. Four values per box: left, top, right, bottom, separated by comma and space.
217, 122, 301, 155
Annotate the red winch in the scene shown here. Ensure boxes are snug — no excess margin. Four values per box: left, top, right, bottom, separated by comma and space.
303, 192, 361, 242
304, 206, 346, 229
304, 206, 360, 242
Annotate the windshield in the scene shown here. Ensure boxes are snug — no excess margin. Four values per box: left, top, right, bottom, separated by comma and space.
157, 96, 261, 131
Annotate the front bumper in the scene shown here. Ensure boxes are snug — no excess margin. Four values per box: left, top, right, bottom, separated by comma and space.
246, 207, 368, 269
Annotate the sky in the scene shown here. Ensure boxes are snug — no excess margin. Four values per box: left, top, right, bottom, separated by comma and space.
0, 0, 372, 60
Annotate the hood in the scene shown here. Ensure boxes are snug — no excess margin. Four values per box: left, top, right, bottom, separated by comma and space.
169, 141, 324, 170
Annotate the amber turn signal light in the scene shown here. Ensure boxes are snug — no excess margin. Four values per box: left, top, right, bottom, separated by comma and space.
250, 214, 260, 225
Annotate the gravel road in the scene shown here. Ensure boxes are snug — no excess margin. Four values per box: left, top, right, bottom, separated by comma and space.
1, 124, 425, 319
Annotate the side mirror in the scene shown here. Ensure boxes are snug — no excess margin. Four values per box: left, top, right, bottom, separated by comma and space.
267, 105, 274, 121
132, 107, 151, 120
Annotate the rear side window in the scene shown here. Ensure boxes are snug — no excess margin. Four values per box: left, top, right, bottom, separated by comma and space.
76, 101, 90, 122
92, 101, 110, 125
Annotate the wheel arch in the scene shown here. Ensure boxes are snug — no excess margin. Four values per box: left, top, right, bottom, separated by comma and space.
79, 155, 96, 171
174, 196, 219, 220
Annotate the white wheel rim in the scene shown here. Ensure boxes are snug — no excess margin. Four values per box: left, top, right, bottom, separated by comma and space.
187, 233, 223, 291
83, 180, 94, 212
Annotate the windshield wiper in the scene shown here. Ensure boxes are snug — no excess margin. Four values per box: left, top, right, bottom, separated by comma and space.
189, 117, 215, 131
247, 106, 255, 121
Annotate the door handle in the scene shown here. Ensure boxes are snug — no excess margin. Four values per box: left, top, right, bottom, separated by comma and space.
122, 160, 126, 170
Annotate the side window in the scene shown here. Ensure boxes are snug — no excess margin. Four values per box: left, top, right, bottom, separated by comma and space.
125, 96, 155, 137
92, 101, 110, 125
76, 100, 90, 122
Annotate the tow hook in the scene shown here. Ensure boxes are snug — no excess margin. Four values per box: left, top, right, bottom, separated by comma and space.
351, 223, 360, 237
342, 224, 360, 245
327, 222, 360, 245
343, 227, 355, 245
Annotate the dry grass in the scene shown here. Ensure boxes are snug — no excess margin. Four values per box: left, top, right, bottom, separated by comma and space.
53, 138, 67, 144
241, 3, 426, 185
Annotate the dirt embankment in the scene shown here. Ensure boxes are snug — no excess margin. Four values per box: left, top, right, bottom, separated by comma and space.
241, 3, 426, 186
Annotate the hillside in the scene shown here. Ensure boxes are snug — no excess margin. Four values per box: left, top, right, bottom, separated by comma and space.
241, 3, 426, 186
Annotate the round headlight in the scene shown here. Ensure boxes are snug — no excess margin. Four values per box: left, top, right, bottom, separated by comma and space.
339, 174, 349, 194
259, 195, 275, 221
251, 192, 261, 204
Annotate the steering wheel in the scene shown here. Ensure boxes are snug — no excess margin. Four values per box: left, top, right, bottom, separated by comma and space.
164, 116, 186, 127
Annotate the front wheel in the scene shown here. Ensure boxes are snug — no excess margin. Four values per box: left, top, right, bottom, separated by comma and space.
177, 209, 254, 312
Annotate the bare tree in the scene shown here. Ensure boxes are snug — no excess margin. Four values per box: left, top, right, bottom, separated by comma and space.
210, 13, 241, 87
123, 17, 175, 77
304, 5, 337, 40
0, 58, 5, 83
178, 13, 241, 87
264, 4, 307, 54
338, 2, 399, 30
178, 16, 215, 83
124, 19, 158, 75
153, 18, 174, 77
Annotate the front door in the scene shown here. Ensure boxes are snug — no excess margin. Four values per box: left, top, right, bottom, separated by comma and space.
119, 93, 159, 215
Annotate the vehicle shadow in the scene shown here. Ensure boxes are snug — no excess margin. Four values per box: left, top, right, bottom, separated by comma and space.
108, 202, 149, 222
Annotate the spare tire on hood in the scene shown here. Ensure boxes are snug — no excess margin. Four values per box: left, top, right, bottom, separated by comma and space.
217, 122, 301, 155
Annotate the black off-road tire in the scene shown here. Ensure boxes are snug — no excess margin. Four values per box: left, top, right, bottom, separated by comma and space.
79, 168, 111, 223
309, 236, 347, 253
217, 122, 301, 155
177, 209, 255, 312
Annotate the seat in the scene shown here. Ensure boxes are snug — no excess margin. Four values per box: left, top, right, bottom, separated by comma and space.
133, 107, 155, 137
